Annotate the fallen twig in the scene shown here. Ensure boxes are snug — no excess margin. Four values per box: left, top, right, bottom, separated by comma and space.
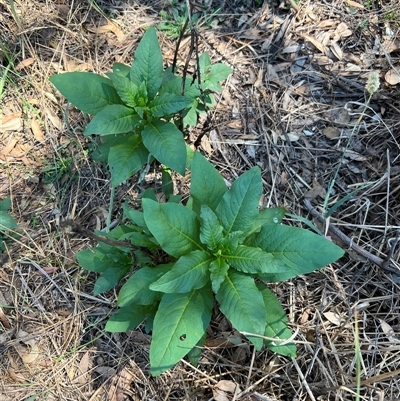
303, 199, 399, 275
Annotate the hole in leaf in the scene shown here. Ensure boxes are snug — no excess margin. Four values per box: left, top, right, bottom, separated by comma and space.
179, 334, 186, 341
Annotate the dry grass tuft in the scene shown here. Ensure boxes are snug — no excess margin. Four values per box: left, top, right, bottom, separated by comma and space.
1, 0, 400, 400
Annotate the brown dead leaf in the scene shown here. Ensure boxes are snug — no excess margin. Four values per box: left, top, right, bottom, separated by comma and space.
87, 20, 124, 40
379, 319, 400, 343
31, 116, 44, 142
0, 138, 18, 160
323, 311, 346, 326
385, 69, 400, 86
200, 135, 213, 155
317, 20, 339, 28
9, 143, 31, 158
213, 381, 240, 401
14, 331, 40, 365
302, 34, 328, 54
0, 112, 22, 132
330, 41, 343, 60
323, 126, 341, 139
55, 4, 70, 18
8, 367, 27, 383
304, 179, 326, 200
381, 39, 400, 54
45, 107, 64, 131
346, 0, 364, 8
15, 58, 35, 71
334, 22, 352, 40
77, 350, 91, 385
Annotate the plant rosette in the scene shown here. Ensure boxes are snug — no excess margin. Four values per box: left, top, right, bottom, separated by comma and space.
76, 152, 344, 376
49, 27, 231, 187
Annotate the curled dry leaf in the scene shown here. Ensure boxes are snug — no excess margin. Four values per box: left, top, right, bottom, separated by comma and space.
323, 311, 348, 326
330, 41, 343, 60
77, 350, 91, 385
334, 22, 352, 40
302, 34, 328, 54
87, 20, 124, 41
385, 69, 400, 86
0, 139, 18, 160
45, 107, 64, 131
323, 126, 341, 139
14, 330, 41, 365
346, 0, 364, 8
379, 319, 400, 343
15, 58, 35, 71
0, 112, 22, 132
304, 179, 326, 200
31, 116, 44, 142
213, 380, 240, 401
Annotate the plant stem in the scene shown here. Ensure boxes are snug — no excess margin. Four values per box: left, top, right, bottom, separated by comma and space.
106, 186, 115, 233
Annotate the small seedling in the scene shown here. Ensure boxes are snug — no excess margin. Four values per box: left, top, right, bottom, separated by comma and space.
76, 152, 344, 376
50, 27, 231, 187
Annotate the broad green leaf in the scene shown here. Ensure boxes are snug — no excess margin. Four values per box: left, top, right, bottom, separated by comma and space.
108, 134, 149, 186
224, 245, 284, 274
183, 104, 198, 127
126, 232, 156, 249
91, 135, 128, 162
76, 247, 112, 273
190, 152, 227, 211
202, 80, 222, 92
141, 188, 158, 202
199, 53, 211, 78
105, 304, 151, 332
85, 105, 141, 135
183, 78, 201, 98
130, 27, 163, 100
150, 287, 213, 376
110, 74, 139, 108
141, 120, 186, 175
149, 93, 192, 117
112, 62, 130, 77
216, 167, 262, 236
209, 258, 230, 293
161, 168, 174, 199
94, 262, 132, 295
0, 211, 17, 231
123, 202, 148, 231
187, 332, 207, 367
50, 72, 121, 115
247, 207, 286, 236
209, 64, 232, 83
0, 198, 11, 211
142, 199, 202, 257
257, 283, 297, 357
200, 205, 223, 251
150, 251, 212, 293
118, 265, 172, 306
221, 231, 244, 253
216, 271, 266, 350
251, 225, 344, 282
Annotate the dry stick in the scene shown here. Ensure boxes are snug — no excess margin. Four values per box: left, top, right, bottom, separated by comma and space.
302, 199, 399, 274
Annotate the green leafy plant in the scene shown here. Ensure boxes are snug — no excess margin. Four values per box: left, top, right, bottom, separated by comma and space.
49, 27, 231, 187
157, 0, 221, 39
0, 198, 18, 253
76, 152, 344, 376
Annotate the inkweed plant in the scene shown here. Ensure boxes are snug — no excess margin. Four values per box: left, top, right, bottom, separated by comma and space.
76, 152, 344, 376
49, 27, 231, 187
